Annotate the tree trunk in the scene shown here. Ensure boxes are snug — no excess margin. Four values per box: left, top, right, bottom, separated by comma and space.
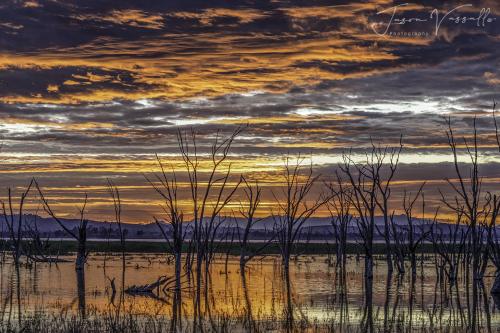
385, 243, 393, 274
75, 238, 86, 271
410, 253, 417, 278
491, 271, 500, 294
365, 255, 373, 280
175, 252, 181, 291
283, 254, 290, 272
76, 269, 86, 318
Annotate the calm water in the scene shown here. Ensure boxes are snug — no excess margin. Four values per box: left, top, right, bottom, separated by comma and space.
1, 253, 499, 332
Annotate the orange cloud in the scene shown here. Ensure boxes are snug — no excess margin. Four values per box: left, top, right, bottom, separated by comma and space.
484, 71, 500, 85
73, 9, 164, 30
167, 8, 268, 26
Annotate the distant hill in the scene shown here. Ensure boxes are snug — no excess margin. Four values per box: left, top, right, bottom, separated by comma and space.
0, 213, 464, 241
0, 214, 161, 239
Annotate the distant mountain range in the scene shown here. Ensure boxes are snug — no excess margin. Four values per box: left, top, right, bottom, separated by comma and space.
0, 213, 468, 241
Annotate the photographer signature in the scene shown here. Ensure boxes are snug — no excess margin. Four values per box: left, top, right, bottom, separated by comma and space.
371, 3, 496, 36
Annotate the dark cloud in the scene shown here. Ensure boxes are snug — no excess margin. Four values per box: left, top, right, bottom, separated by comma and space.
0, 0, 499, 220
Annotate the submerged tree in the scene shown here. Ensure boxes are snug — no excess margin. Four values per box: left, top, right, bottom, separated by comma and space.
326, 171, 353, 271
488, 101, 500, 294
147, 155, 187, 332
440, 113, 500, 331
36, 181, 89, 271
147, 154, 186, 295
388, 184, 430, 276
273, 157, 327, 271
430, 210, 470, 285
341, 140, 403, 278
238, 177, 262, 268
373, 139, 402, 274
162, 127, 244, 326
1, 179, 34, 266
441, 118, 486, 282
176, 127, 242, 263
237, 177, 275, 268
107, 180, 126, 288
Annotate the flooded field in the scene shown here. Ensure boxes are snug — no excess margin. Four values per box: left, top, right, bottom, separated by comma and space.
1, 253, 499, 332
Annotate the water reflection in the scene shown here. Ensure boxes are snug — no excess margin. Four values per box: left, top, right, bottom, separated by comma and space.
76, 269, 85, 318
0, 253, 499, 332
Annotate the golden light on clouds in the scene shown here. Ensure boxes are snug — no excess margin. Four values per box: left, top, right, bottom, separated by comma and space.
0, 2, 425, 106
0, 1, 498, 221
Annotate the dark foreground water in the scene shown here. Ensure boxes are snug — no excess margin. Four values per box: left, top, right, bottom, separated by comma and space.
0, 253, 499, 332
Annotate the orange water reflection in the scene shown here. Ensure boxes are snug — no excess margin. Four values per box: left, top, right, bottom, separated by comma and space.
0, 253, 499, 331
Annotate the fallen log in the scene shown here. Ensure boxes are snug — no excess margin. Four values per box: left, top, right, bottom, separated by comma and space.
28, 255, 71, 263
125, 275, 171, 294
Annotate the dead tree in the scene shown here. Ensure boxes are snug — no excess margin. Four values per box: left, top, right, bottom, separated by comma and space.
430, 212, 468, 284
223, 222, 236, 273
441, 115, 500, 331
206, 216, 230, 270
148, 154, 188, 299
273, 157, 327, 271
35, 181, 89, 271
238, 177, 262, 268
340, 150, 379, 280
442, 117, 488, 281
394, 184, 429, 277
237, 177, 275, 268
373, 139, 402, 274
442, 116, 492, 331
176, 127, 242, 268
23, 213, 68, 263
489, 100, 500, 293
107, 180, 126, 286
174, 127, 243, 323
388, 212, 406, 275
326, 171, 353, 270
0, 179, 34, 265
487, 194, 500, 294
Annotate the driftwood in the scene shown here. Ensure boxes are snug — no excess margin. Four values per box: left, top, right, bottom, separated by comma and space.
27, 255, 71, 263
125, 276, 172, 294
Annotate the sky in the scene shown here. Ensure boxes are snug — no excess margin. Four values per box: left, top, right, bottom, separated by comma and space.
0, 0, 499, 222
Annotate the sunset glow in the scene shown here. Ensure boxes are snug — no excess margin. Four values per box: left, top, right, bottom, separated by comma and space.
0, 0, 499, 222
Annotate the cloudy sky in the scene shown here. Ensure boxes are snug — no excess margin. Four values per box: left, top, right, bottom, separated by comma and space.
0, 0, 499, 222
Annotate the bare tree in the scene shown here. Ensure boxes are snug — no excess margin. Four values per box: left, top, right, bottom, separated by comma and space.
430, 212, 468, 284
1, 179, 34, 265
237, 177, 275, 268
395, 184, 430, 277
326, 171, 353, 271
173, 127, 243, 324
35, 180, 89, 271
176, 127, 242, 264
441, 117, 485, 281
340, 150, 379, 281
107, 179, 126, 287
487, 194, 500, 294
273, 157, 327, 271
441, 116, 493, 331
340, 142, 403, 280
148, 155, 186, 290
238, 177, 262, 268
373, 139, 402, 274
23, 211, 66, 263
388, 211, 406, 275
488, 101, 500, 294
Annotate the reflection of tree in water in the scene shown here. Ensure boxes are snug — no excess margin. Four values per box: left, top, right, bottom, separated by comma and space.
240, 268, 255, 331
0, 254, 500, 331
76, 268, 86, 319
361, 270, 373, 333
283, 267, 294, 332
